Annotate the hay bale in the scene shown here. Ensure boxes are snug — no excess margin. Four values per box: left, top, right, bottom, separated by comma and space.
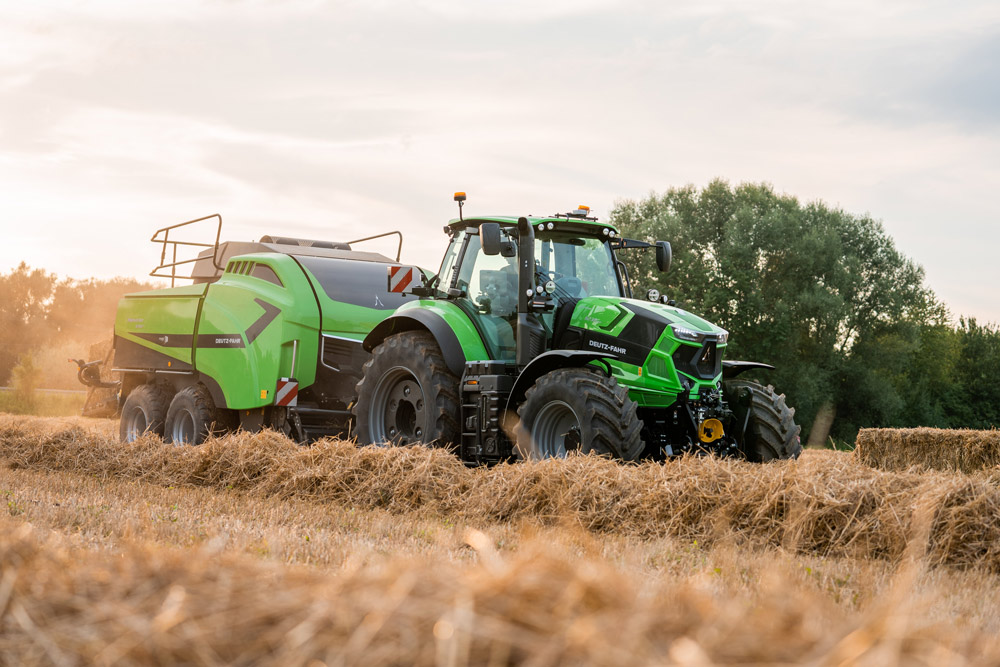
855, 427, 1000, 473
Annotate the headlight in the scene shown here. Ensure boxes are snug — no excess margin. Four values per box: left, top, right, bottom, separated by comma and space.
671, 326, 728, 344
671, 325, 704, 343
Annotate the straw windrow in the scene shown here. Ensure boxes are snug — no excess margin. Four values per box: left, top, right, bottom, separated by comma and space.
1, 421, 999, 571
2, 514, 995, 666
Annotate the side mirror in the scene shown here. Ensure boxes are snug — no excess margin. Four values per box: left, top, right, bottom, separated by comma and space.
481, 222, 502, 256
655, 241, 672, 273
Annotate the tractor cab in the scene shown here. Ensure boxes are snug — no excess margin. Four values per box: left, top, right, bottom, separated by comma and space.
435, 213, 630, 363
430, 200, 672, 373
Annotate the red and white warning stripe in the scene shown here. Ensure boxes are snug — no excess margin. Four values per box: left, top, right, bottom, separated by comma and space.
387, 265, 420, 293
275, 377, 298, 407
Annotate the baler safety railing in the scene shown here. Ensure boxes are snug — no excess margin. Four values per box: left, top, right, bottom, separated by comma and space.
150, 214, 224, 287
348, 231, 403, 262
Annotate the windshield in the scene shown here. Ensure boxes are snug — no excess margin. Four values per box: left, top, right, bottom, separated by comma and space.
534, 232, 623, 301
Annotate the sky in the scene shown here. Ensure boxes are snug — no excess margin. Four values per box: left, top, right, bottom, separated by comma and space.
1, 0, 998, 324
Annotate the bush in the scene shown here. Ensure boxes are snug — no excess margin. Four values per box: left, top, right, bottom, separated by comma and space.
10, 354, 40, 412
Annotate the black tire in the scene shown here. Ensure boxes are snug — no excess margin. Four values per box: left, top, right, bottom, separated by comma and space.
724, 380, 801, 462
353, 332, 461, 447
514, 367, 643, 461
119, 383, 170, 442
164, 385, 218, 446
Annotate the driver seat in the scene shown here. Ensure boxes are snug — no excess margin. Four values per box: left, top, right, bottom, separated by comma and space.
550, 298, 580, 349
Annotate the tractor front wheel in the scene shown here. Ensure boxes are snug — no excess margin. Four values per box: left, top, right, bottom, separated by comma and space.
119, 383, 171, 442
724, 380, 802, 461
514, 367, 643, 461
353, 332, 461, 447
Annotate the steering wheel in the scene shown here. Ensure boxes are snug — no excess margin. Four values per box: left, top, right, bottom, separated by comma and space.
555, 275, 583, 297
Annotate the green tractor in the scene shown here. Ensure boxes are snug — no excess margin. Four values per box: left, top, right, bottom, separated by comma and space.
88, 198, 800, 463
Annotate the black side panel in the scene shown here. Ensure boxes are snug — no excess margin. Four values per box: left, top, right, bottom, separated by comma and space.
308, 335, 370, 408
363, 310, 469, 377
296, 255, 415, 311
114, 335, 194, 372
556, 304, 668, 367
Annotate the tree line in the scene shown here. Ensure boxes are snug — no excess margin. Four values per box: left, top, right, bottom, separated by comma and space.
610, 180, 1000, 443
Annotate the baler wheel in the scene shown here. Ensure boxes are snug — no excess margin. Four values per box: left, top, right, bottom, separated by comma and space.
165, 385, 218, 446
119, 383, 171, 442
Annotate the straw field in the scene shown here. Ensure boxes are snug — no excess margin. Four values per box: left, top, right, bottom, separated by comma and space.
0, 414, 999, 665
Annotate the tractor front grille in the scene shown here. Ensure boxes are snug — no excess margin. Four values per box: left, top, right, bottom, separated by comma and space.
672, 340, 721, 381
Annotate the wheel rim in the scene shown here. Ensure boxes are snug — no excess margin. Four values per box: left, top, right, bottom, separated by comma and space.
171, 410, 197, 445
531, 401, 582, 458
125, 407, 148, 441
368, 367, 426, 445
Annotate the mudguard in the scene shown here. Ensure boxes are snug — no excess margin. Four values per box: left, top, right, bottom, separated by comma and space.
722, 360, 775, 379
363, 309, 469, 377
506, 350, 615, 414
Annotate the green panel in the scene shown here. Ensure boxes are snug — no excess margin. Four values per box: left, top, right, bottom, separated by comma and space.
195, 254, 320, 409
115, 284, 207, 366
395, 299, 491, 361
568, 296, 636, 335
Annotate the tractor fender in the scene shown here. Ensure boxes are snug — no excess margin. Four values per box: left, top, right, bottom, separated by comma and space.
721, 360, 775, 379
363, 310, 467, 378
505, 350, 615, 414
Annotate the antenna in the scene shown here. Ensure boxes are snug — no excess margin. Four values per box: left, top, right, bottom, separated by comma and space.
453, 192, 467, 221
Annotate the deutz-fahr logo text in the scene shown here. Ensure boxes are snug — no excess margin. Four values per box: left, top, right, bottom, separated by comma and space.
588, 339, 627, 356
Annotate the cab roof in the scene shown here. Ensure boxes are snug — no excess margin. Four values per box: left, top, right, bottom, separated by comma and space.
447, 215, 621, 236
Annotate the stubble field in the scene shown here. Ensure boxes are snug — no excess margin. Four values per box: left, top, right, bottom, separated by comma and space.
0, 414, 998, 666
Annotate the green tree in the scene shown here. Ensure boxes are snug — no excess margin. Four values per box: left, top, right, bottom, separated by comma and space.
947, 318, 1000, 429
610, 180, 944, 441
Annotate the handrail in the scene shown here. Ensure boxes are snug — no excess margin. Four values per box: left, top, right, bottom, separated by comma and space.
347, 230, 403, 262
149, 214, 224, 287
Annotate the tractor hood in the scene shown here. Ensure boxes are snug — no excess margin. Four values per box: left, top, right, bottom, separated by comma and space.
622, 299, 723, 335
557, 296, 727, 375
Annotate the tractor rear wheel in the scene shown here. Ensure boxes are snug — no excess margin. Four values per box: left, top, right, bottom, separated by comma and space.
514, 367, 643, 461
724, 380, 801, 461
353, 332, 461, 447
119, 383, 170, 442
164, 385, 218, 446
